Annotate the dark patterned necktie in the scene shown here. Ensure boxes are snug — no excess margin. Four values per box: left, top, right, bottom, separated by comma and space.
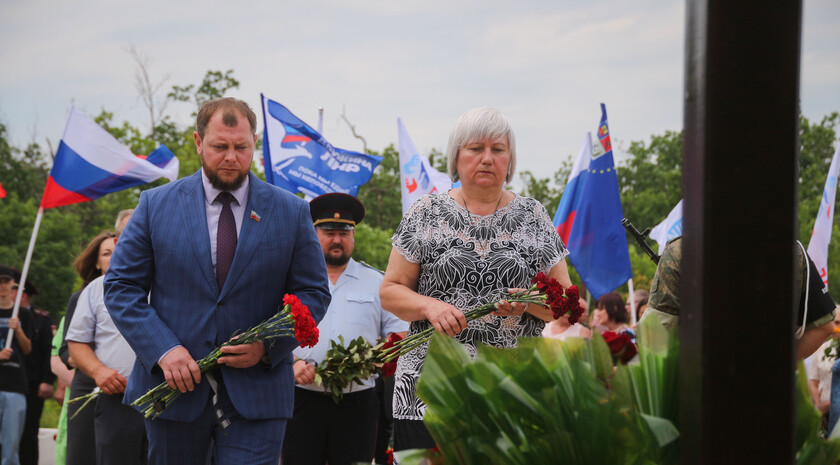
216, 192, 237, 290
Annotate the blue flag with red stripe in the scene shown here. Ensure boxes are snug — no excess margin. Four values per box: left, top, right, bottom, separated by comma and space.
553, 104, 632, 298
40, 108, 179, 209
261, 95, 382, 199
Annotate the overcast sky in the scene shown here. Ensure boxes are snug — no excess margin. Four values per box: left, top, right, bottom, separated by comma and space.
1, 0, 838, 181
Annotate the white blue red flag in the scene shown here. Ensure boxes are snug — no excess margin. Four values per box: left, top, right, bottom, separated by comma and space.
649, 199, 683, 253
807, 144, 840, 287
261, 95, 382, 199
40, 108, 178, 209
553, 104, 632, 298
397, 118, 452, 214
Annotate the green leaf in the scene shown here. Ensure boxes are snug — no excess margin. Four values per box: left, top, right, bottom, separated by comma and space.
589, 331, 615, 382
640, 414, 679, 447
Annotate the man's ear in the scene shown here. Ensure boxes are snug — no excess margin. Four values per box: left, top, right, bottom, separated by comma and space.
194, 131, 203, 154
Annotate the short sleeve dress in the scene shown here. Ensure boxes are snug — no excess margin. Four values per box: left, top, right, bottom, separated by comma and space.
391, 191, 568, 420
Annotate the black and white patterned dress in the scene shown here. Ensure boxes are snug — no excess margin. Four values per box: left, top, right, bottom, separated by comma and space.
391, 191, 569, 421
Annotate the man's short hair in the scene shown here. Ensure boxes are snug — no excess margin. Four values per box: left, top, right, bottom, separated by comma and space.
115, 209, 134, 236
196, 98, 257, 139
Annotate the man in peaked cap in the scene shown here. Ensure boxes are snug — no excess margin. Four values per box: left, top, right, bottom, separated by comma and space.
283, 193, 408, 465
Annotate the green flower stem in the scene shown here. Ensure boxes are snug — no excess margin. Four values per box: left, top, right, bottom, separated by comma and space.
67, 389, 101, 420
133, 306, 300, 419
378, 288, 548, 363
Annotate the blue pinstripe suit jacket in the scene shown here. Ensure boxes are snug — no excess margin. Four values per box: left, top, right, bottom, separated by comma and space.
104, 170, 331, 422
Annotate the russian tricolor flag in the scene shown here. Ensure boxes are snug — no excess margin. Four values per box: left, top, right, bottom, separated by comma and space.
40, 108, 179, 209
553, 104, 632, 298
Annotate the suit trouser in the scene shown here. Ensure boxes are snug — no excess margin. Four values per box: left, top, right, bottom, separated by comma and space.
65, 381, 96, 465
282, 386, 380, 465
144, 373, 286, 465
19, 383, 44, 465
95, 393, 148, 465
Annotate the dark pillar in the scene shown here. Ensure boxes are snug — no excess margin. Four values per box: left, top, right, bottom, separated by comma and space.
681, 1, 802, 463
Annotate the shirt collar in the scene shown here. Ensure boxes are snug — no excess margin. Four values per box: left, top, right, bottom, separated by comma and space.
201, 169, 250, 207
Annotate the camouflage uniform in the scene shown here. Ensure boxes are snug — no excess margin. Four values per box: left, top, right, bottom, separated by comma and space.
642, 236, 836, 330
643, 237, 681, 329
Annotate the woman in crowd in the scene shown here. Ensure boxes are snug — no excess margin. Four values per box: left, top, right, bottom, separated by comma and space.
62, 230, 116, 465
380, 107, 572, 452
592, 292, 632, 334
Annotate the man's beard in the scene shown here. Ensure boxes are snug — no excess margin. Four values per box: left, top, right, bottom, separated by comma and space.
204, 163, 248, 191
324, 246, 350, 266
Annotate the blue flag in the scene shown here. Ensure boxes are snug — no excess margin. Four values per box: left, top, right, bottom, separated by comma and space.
260, 95, 382, 198
553, 104, 632, 298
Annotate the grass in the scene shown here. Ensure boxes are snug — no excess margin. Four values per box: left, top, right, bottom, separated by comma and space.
40, 397, 62, 429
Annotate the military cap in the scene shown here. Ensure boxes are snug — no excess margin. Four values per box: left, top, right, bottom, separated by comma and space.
309, 193, 365, 231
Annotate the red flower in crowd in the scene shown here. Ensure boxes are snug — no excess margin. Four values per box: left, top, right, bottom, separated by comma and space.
379, 332, 403, 377
285, 294, 319, 348
601, 331, 637, 365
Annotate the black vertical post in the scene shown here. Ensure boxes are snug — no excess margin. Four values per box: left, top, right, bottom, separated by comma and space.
681, 0, 802, 463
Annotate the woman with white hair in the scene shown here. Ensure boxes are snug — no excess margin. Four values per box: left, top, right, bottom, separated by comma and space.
380, 107, 573, 452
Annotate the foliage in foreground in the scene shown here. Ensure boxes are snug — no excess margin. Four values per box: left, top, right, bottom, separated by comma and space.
396, 317, 840, 465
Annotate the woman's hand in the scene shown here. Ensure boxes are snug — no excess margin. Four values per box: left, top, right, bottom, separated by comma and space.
425, 300, 468, 337
492, 287, 530, 317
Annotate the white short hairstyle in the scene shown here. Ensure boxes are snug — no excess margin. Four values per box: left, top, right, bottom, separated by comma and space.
445, 107, 517, 183
115, 209, 134, 236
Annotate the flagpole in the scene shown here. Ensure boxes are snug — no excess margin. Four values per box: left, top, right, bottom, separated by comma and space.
5, 207, 43, 349
317, 107, 324, 134
627, 278, 637, 326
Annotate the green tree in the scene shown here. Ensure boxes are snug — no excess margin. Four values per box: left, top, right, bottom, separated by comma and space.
356, 144, 403, 234
352, 223, 393, 271
616, 131, 683, 231
168, 69, 240, 110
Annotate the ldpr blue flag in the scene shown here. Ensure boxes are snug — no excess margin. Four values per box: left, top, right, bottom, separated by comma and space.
261, 94, 382, 199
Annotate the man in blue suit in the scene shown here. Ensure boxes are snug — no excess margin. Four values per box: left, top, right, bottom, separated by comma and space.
105, 97, 331, 465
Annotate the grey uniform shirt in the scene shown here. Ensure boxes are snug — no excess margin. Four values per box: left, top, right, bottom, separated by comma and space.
294, 258, 408, 393
66, 275, 137, 378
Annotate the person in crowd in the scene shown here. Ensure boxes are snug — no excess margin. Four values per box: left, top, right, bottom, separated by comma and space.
12, 273, 55, 465
542, 297, 592, 341
51, 315, 74, 465
283, 193, 408, 465
62, 230, 117, 465
0, 265, 33, 465
67, 211, 147, 465
642, 237, 837, 359
592, 292, 632, 334
105, 97, 331, 465
626, 289, 649, 325
808, 311, 840, 435
379, 107, 571, 452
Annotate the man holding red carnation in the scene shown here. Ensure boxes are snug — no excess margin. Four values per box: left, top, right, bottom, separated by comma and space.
283, 193, 407, 465
104, 98, 331, 465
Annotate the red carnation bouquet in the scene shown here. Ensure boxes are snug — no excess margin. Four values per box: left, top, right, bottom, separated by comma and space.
313, 274, 581, 401
374, 272, 581, 373
132, 293, 319, 419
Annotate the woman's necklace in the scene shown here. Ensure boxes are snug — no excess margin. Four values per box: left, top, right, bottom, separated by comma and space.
461, 191, 505, 224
